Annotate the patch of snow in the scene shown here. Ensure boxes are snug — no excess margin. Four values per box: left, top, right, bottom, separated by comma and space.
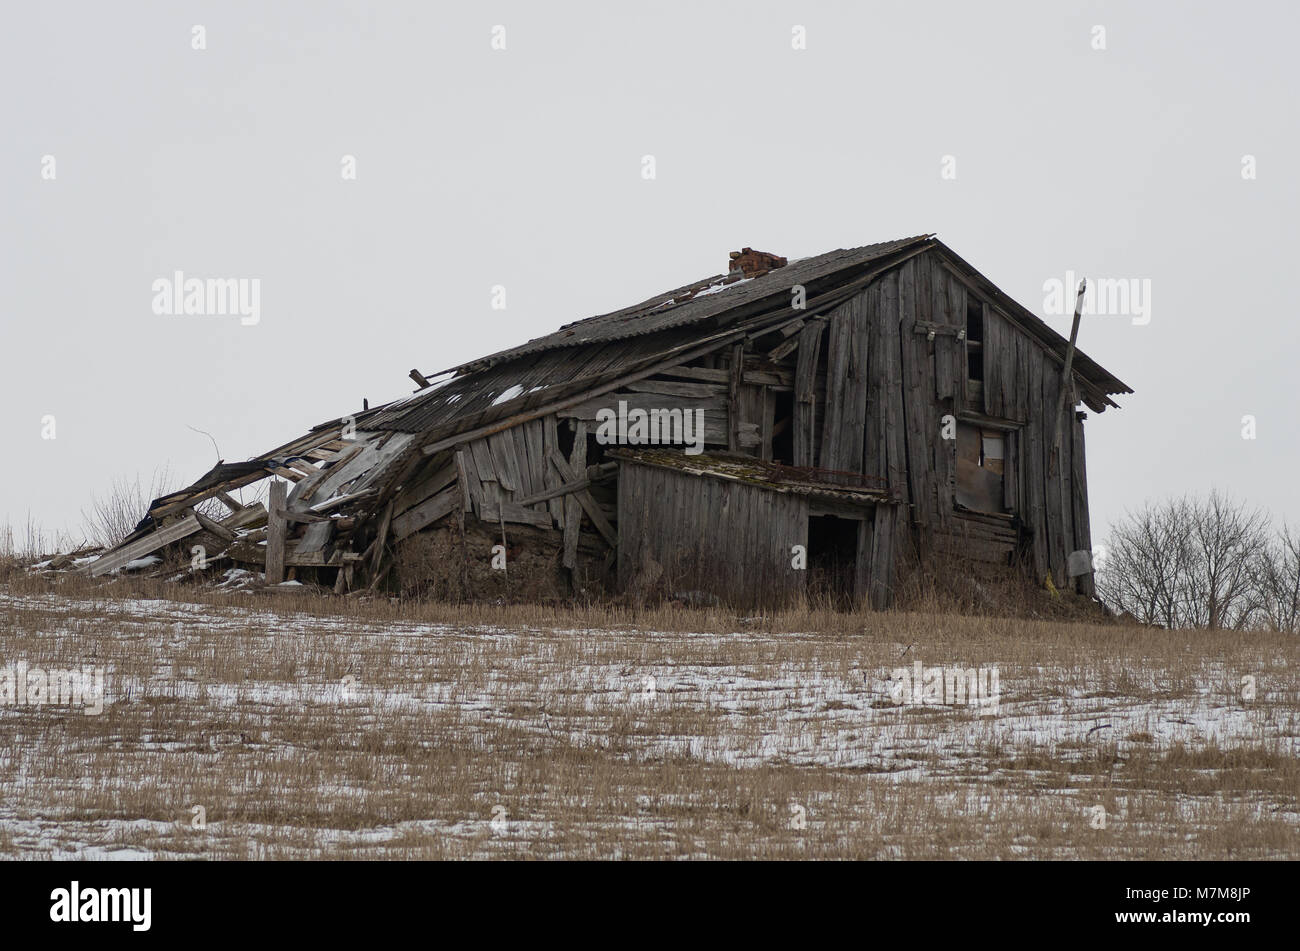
120, 555, 161, 572
491, 384, 525, 406
693, 277, 752, 298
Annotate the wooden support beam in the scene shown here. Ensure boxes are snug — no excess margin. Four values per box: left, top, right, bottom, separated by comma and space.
1048, 279, 1086, 478
265, 481, 287, 584
370, 500, 395, 573
512, 463, 616, 507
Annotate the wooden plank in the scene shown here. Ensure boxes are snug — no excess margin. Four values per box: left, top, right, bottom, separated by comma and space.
265, 480, 288, 584
83, 515, 203, 577
470, 439, 498, 484
392, 486, 458, 540
392, 460, 457, 515
523, 419, 547, 509
369, 500, 395, 573
192, 510, 237, 543
220, 502, 267, 531
295, 519, 335, 555
623, 379, 725, 399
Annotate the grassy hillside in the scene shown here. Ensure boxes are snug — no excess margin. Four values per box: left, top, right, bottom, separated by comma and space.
0, 577, 1296, 859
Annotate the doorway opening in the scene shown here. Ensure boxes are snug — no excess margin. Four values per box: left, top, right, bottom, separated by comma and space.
807, 515, 859, 608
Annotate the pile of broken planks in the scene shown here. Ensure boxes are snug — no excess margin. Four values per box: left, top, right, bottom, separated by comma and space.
76, 420, 395, 591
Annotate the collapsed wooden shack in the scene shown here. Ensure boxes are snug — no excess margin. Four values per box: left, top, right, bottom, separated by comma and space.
79, 235, 1131, 608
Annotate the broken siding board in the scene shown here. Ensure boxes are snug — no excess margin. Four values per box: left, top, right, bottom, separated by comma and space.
486, 431, 521, 493
469, 439, 498, 484
459, 444, 486, 515
522, 419, 548, 511
454, 450, 475, 513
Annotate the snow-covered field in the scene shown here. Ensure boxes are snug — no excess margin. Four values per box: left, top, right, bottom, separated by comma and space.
1, 584, 1296, 859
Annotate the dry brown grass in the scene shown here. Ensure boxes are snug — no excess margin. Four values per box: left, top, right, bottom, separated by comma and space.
0, 572, 1297, 860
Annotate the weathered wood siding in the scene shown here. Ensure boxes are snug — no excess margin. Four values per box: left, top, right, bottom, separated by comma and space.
783, 248, 1099, 596
617, 462, 807, 608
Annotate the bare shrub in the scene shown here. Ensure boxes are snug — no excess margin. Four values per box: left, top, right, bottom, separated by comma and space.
80, 467, 228, 550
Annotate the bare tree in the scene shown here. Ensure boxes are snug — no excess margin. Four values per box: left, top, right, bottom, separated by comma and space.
1097, 491, 1270, 629
1183, 490, 1270, 629
1097, 498, 1194, 626
1253, 523, 1300, 633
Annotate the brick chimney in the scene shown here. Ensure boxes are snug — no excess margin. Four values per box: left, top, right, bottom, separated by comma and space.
728, 247, 788, 279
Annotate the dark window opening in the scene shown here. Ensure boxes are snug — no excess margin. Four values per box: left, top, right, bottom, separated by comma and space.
585, 430, 605, 466
966, 297, 985, 383
807, 515, 858, 608
965, 296, 984, 342
771, 390, 795, 464
557, 419, 576, 460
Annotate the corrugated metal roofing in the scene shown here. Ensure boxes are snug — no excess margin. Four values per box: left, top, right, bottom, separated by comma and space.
448, 235, 934, 372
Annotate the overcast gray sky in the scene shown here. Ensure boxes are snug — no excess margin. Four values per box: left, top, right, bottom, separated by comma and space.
3, 1, 1296, 549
